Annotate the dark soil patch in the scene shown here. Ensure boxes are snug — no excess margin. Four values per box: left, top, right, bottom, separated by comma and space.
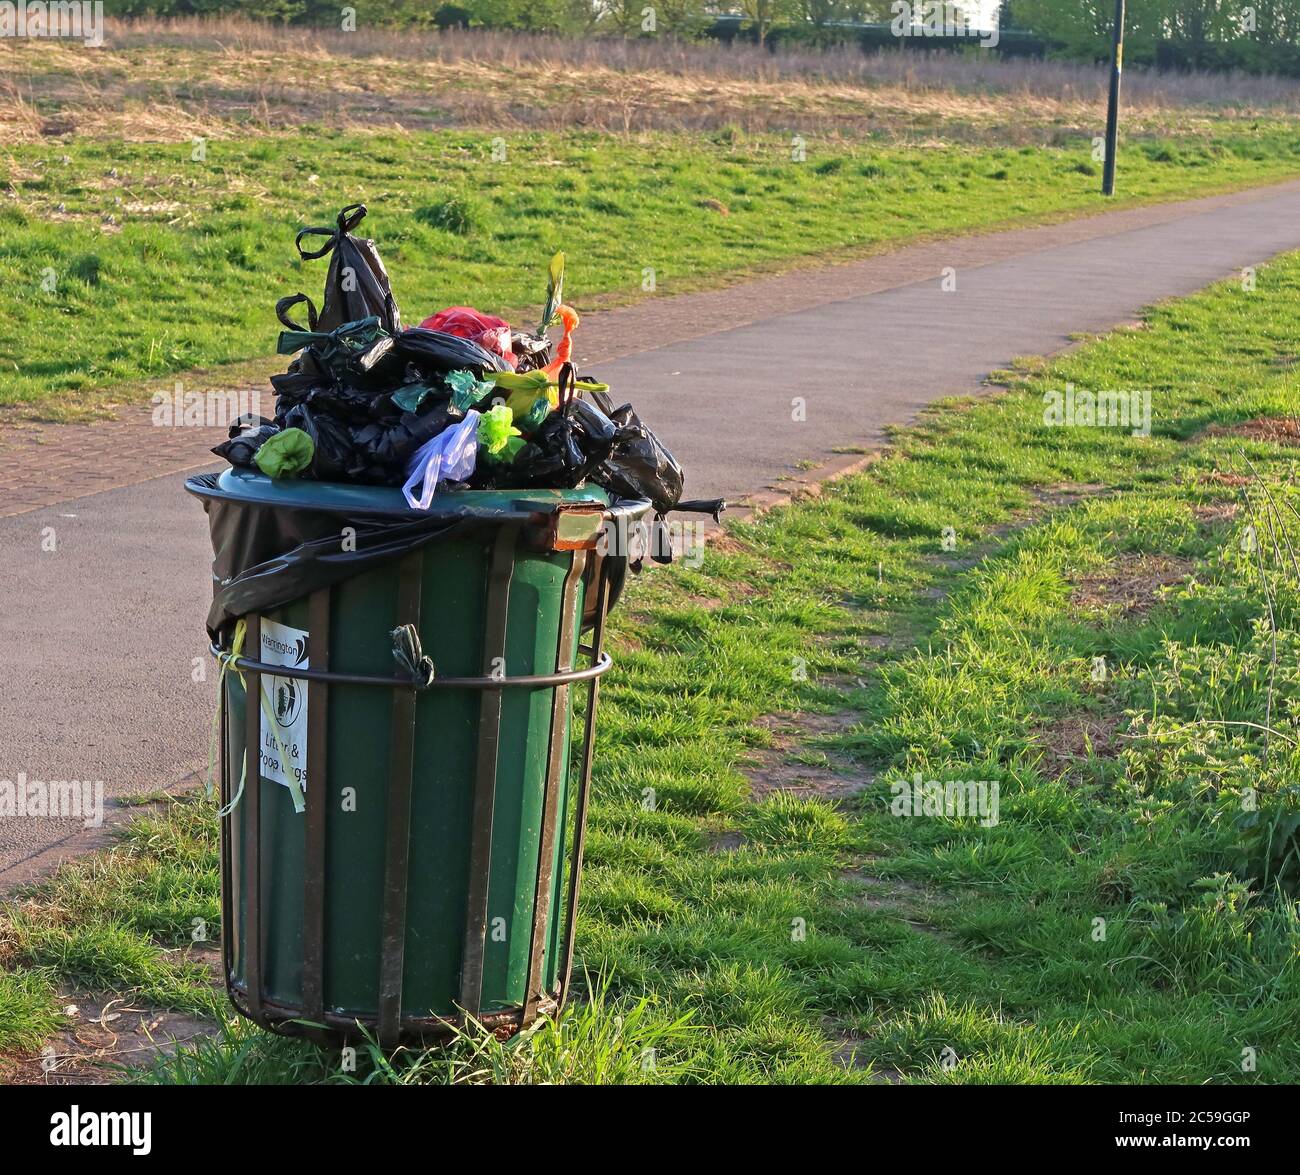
1192, 500, 1240, 527
742, 750, 873, 801
1034, 711, 1124, 780
839, 866, 950, 938
746, 712, 874, 800
0, 992, 218, 1086
827, 1023, 902, 1081
708, 831, 746, 854
1199, 470, 1252, 488
1033, 482, 1108, 510
1071, 553, 1194, 616
1203, 416, 1300, 445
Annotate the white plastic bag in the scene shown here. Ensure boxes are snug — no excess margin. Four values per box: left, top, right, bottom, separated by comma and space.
402, 409, 480, 510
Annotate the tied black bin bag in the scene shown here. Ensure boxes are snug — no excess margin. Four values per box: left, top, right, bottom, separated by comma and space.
288, 204, 402, 335
191, 205, 725, 1046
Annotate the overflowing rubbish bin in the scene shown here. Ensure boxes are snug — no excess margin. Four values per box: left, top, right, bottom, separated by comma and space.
188, 203, 720, 1046
189, 471, 651, 1045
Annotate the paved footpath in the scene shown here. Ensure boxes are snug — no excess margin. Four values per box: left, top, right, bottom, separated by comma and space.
4, 178, 1300, 884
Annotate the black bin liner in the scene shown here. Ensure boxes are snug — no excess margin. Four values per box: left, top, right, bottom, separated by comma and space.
186, 473, 645, 643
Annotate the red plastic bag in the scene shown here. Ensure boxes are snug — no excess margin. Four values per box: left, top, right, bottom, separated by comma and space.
418, 306, 517, 368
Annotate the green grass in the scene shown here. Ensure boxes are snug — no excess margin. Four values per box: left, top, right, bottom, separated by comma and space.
5, 250, 1300, 1083
137, 975, 698, 1086
0, 797, 224, 1049
0, 969, 63, 1054
5, 124, 1300, 408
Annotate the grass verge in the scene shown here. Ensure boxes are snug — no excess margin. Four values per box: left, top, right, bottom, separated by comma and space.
5, 125, 1300, 410
4, 251, 1300, 1082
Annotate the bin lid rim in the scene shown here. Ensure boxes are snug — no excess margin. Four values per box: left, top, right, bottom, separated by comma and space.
185, 469, 629, 520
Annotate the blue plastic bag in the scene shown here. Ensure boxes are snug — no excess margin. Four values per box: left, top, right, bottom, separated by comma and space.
401, 410, 480, 510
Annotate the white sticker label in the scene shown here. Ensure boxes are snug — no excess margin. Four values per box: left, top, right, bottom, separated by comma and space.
258, 618, 309, 795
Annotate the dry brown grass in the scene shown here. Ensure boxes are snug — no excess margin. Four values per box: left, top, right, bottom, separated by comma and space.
5, 16, 1300, 145
92, 17, 1300, 108
1034, 710, 1124, 780
1071, 553, 1195, 616
1192, 500, 1240, 526
1204, 416, 1300, 445
1199, 469, 1254, 487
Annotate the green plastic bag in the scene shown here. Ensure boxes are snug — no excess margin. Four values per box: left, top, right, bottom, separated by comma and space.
478, 405, 522, 458
254, 427, 315, 479
447, 368, 495, 413
391, 383, 436, 413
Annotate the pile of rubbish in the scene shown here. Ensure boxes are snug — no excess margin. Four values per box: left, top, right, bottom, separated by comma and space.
215, 204, 722, 525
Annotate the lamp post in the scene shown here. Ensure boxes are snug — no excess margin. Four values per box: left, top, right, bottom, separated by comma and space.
1102, 0, 1126, 196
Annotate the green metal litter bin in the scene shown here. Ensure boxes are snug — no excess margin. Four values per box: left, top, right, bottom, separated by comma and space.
189, 470, 651, 1048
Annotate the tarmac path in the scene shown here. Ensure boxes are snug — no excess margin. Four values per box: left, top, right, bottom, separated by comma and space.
4, 178, 1300, 883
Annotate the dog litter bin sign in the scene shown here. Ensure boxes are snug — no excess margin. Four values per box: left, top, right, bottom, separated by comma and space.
258, 617, 309, 794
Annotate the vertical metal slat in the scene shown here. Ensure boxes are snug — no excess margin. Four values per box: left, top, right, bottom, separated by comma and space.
302, 588, 330, 1025
377, 555, 423, 1049
218, 661, 236, 1002
459, 526, 518, 1018
523, 549, 588, 1023
558, 563, 611, 1007
242, 613, 264, 1021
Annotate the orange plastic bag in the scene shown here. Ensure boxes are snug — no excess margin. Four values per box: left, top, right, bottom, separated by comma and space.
543, 306, 580, 378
